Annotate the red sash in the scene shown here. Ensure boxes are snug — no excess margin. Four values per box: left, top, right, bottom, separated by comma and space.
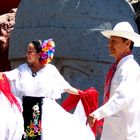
61, 87, 101, 135
0, 73, 22, 112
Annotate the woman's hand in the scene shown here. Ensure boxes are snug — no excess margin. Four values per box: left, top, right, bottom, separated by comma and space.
0, 73, 4, 80
64, 87, 79, 95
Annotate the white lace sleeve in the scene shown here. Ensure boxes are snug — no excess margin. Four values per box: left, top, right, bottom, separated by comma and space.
4, 67, 22, 98
4, 68, 20, 81
47, 64, 72, 99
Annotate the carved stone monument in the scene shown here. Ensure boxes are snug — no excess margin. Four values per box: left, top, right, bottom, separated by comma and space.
9, 0, 140, 103
0, 9, 17, 71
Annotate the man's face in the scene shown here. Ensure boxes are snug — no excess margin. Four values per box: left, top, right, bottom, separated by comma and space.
107, 36, 130, 60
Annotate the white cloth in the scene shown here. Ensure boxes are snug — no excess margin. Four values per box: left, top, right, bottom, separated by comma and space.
73, 100, 93, 134
5, 63, 95, 140
42, 98, 95, 140
93, 55, 140, 140
74, 100, 87, 124
0, 92, 24, 140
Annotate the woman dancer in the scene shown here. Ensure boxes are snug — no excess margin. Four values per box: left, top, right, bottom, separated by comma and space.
5, 39, 95, 140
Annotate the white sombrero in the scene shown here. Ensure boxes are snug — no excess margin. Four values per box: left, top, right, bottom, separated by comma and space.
101, 21, 140, 47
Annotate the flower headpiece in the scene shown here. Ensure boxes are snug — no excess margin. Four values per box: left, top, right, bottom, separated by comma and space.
39, 39, 55, 64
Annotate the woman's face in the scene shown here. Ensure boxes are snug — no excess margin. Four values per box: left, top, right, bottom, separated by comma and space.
25, 43, 40, 65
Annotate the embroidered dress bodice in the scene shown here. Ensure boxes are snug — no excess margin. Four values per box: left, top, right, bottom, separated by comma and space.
5, 63, 71, 100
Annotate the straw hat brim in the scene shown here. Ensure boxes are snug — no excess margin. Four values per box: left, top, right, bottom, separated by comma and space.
101, 30, 140, 47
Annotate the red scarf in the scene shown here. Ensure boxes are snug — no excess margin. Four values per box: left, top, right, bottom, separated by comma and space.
0, 73, 22, 112
103, 62, 118, 104
103, 52, 132, 104
61, 87, 102, 136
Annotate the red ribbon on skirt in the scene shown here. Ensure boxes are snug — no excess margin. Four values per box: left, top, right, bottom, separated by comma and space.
0, 73, 22, 112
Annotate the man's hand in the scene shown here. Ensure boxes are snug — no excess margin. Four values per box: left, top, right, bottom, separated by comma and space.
86, 114, 97, 127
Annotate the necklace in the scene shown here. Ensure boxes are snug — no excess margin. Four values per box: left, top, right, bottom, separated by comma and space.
32, 72, 37, 77
30, 64, 45, 77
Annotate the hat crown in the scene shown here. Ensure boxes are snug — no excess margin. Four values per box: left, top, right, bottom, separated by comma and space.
113, 22, 134, 33
101, 21, 140, 47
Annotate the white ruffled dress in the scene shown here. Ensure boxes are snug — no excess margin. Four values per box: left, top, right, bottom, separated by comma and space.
5, 63, 95, 140
0, 91, 24, 140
